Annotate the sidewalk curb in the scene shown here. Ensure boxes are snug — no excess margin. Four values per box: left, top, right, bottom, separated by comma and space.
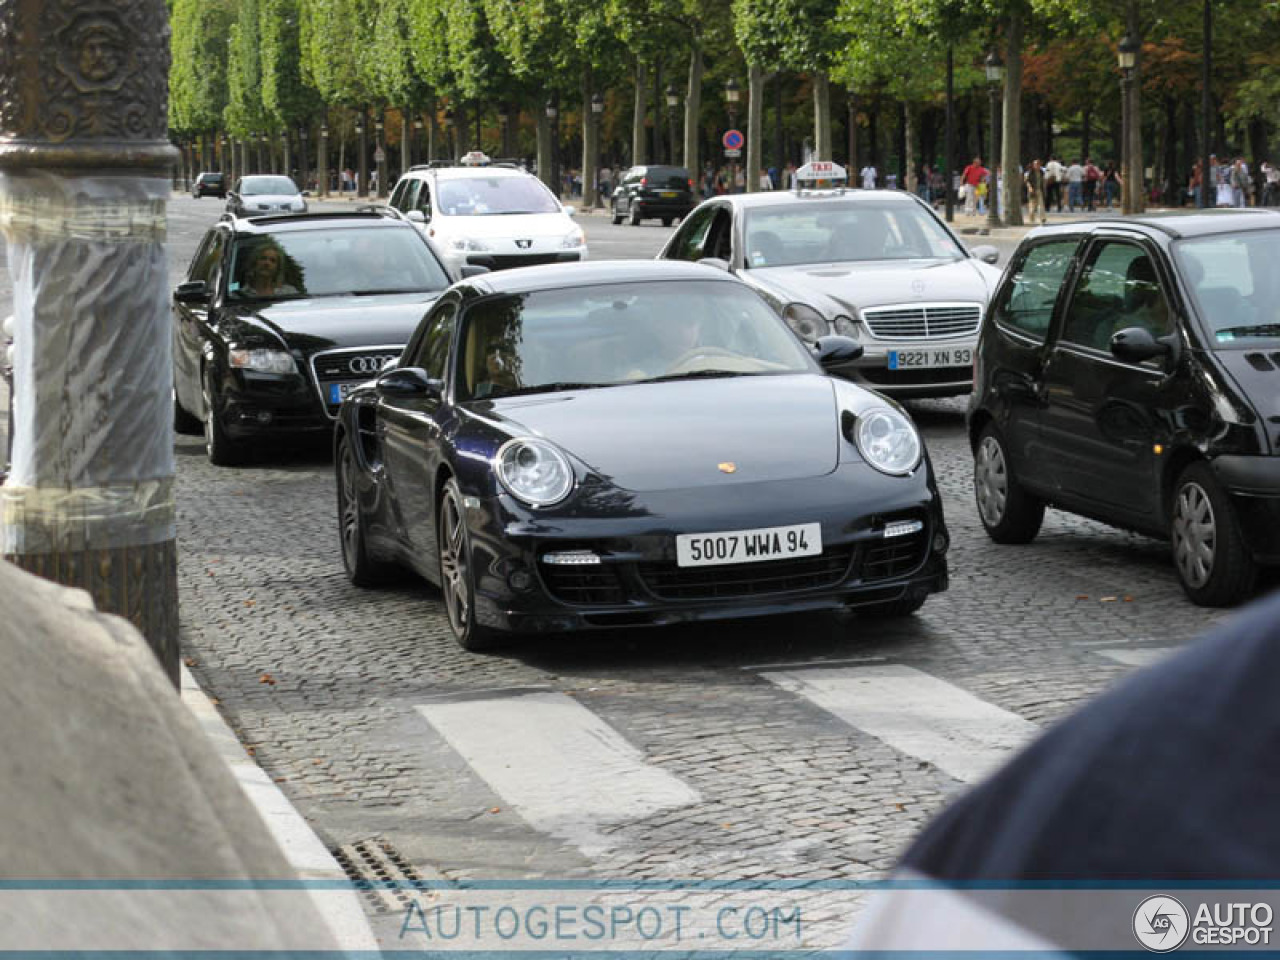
180, 666, 380, 952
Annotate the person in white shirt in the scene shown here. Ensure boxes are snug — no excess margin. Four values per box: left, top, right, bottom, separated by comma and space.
860, 164, 877, 190
1044, 157, 1065, 212
1065, 160, 1084, 212
758, 169, 774, 191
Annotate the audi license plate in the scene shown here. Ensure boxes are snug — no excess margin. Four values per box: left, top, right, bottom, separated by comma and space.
676, 523, 822, 568
888, 347, 973, 370
328, 381, 365, 404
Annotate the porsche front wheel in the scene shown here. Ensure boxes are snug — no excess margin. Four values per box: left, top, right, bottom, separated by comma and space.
437, 478, 501, 651
337, 432, 395, 587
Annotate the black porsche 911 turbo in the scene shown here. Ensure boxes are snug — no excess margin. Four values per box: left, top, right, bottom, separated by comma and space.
335, 261, 950, 649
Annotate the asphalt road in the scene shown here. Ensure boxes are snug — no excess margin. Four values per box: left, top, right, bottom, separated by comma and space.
11, 194, 1259, 948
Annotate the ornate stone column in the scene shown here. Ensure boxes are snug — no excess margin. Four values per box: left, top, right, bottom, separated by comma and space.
0, 0, 180, 683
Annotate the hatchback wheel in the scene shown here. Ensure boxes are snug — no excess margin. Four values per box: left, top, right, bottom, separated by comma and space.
973, 423, 1043, 543
173, 387, 202, 435
1170, 462, 1256, 606
629, 204, 642, 226
661, 216, 673, 227
202, 367, 244, 466
611, 200, 623, 226
337, 432, 395, 586
438, 478, 501, 651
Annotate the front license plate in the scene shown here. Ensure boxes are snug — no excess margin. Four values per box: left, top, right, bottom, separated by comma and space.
676, 522, 822, 568
328, 381, 365, 404
888, 347, 973, 370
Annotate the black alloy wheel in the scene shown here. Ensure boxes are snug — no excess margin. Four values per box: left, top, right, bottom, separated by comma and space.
173, 386, 202, 434
437, 478, 500, 651
1169, 461, 1257, 606
973, 422, 1044, 543
202, 365, 244, 466
661, 217, 674, 227
336, 432, 394, 586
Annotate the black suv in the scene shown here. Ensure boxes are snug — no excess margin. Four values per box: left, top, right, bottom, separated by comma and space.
611, 165, 694, 226
969, 210, 1280, 606
171, 211, 452, 465
192, 172, 226, 199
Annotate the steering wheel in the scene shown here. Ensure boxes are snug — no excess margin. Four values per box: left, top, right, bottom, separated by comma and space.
663, 346, 746, 374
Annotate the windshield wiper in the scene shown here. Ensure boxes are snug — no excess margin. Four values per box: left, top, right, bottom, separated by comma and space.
1216, 324, 1280, 338
492, 381, 610, 397
632, 369, 760, 384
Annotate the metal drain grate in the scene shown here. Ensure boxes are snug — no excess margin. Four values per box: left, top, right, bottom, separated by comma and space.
332, 836, 433, 916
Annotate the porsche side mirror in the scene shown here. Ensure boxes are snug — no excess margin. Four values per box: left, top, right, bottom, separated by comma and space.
1111, 327, 1176, 364
814, 335, 864, 368
406, 209, 427, 224
970, 244, 1000, 265
173, 280, 210, 304
376, 366, 441, 399
459, 265, 490, 278
698, 257, 731, 273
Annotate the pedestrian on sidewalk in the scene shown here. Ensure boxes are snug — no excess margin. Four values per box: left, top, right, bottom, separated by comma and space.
1065, 158, 1084, 212
1262, 161, 1280, 206
1230, 157, 1250, 208
1083, 158, 1101, 212
1024, 159, 1046, 226
1044, 156, 1065, 212
961, 156, 986, 216
1103, 162, 1120, 209
860, 163, 878, 190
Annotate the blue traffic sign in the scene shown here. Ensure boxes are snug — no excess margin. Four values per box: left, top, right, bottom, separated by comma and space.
722, 129, 744, 151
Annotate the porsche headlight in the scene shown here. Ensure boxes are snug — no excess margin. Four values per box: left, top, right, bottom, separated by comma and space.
855, 407, 921, 475
561, 228, 585, 249
229, 348, 296, 375
496, 438, 574, 506
782, 302, 828, 342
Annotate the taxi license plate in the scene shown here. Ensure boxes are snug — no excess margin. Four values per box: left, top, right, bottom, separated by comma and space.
888, 347, 973, 370
328, 381, 365, 404
676, 523, 822, 568
660, 190, 678, 198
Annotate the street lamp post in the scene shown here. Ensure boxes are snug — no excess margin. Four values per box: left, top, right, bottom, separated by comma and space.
985, 50, 1004, 228
1118, 33, 1139, 214
725, 77, 741, 192
375, 117, 386, 197
444, 108, 454, 162
280, 130, 290, 182
299, 128, 309, 193
545, 99, 559, 199
665, 84, 679, 166
589, 91, 604, 207
945, 45, 955, 222
356, 115, 367, 197
319, 124, 329, 197
259, 132, 268, 174
413, 119, 424, 166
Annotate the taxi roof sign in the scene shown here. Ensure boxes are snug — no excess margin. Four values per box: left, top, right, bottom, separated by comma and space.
460, 150, 492, 166
793, 160, 848, 194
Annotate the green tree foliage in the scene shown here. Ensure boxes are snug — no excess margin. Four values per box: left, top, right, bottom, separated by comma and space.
225, 0, 269, 136
261, 0, 323, 127
299, 0, 369, 105
170, 0, 234, 134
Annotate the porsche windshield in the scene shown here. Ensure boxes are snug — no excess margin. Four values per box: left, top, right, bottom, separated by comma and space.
456, 281, 813, 400
743, 200, 967, 268
436, 176, 561, 216
1176, 229, 1280, 347
228, 227, 449, 301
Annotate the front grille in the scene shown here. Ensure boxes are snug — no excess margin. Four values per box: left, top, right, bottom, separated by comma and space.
540, 564, 626, 606
863, 303, 982, 340
474, 253, 564, 270
859, 531, 928, 582
637, 548, 855, 601
309, 345, 404, 418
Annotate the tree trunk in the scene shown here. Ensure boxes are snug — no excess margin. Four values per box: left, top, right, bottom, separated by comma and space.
536, 109, 553, 192
1127, 0, 1145, 212
581, 73, 598, 208
632, 60, 648, 166
1002, 6, 1024, 224
747, 63, 764, 192
401, 109, 411, 176
813, 70, 832, 161
904, 103, 917, 194
1163, 96, 1179, 205
683, 44, 703, 176
847, 92, 859, 171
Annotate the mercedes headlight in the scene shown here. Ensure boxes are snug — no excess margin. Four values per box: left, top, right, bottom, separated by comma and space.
782, 302, 828, 342
496, 438, 574, 506
833, 314, 859, 337
229, 348, 296, 375
854, 407, 921, 475
448, 237, 492, 252
561, 228, 585, 249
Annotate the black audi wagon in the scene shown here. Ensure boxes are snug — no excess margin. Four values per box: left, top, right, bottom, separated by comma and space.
969, 210, 1280, 606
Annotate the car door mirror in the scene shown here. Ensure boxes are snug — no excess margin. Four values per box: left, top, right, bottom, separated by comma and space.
970, 244, 1000, 265
376, 366, 441, 399
698, 257, 731, 272
563, 205, 577, 217
406, 209, 427, 223
174, 280, 210, 304
459, 265, 490, 278
1110, 326, 1174, 364
301, 190, 311, 198
814, 335, 865, 368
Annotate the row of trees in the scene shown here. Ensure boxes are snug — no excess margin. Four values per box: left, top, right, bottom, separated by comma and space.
169, 0, 1280, 223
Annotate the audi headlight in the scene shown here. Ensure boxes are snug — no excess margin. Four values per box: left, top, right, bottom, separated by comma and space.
229, 348, 296, 375
833, 314, 859, 337
561, 228, 585, 249
496, 438, 574, 506
782, 302, 829, 342
448, 237, 492, 252
854, 407, 921, 476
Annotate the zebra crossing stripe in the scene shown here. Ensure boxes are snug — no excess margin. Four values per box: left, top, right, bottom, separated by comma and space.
1094, 647, 1177, 668
416, 691, 700, 855
762, 664, 1039, 784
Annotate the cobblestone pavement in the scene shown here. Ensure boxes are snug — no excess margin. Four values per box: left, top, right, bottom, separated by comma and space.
152, 196, 1267, 944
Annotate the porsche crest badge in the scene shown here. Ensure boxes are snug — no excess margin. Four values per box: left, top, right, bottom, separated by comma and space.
718, 462, 737, 474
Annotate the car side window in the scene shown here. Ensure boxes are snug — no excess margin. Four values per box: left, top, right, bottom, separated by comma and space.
389, 179, 409, 210
667, 207, 716, 261
188, 230, 226, 284
1062, 241, 1172, 357
411, 301, 457, 382
414, 181, 432, 217
991, 239, 1078, 341
704, 208, 734, 261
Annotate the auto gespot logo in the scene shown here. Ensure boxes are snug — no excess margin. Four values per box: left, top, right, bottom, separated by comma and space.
1134, 895, 1275, 951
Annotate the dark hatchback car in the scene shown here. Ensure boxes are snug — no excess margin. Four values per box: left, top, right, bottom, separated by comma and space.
192, 172, 226, 199
969, 210, 1280, 606
335, 261, 950, 650
611, 165, 695, 226
172, 211, 454, 465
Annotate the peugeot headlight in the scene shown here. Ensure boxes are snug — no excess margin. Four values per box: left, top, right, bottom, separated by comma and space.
854, 407, 921, 475
833, 314, 859, 337
561, 228, 585, 249
229, 348, 296, 375
496, 438, 574, 506
448, 237, 492, 252
782, 302, 828, 342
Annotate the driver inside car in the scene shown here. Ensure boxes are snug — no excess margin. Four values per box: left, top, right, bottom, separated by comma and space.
618, 313, 705, 381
